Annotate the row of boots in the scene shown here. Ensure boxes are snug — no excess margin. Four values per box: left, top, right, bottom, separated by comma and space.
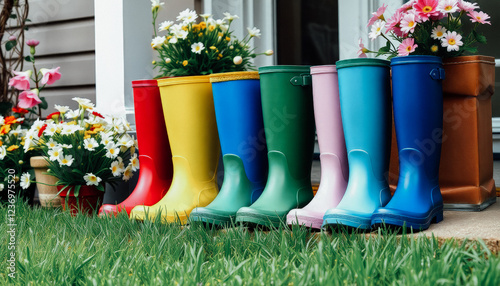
99, 56, 445, 231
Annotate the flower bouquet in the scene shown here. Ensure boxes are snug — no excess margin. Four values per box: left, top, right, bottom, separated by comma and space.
0, 108, 36, 203
150, 3, 272, 77
360, 0, 490, 58
24, 98, 139, 212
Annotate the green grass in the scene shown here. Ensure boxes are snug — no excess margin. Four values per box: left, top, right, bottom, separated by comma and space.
1, 201, 500, 285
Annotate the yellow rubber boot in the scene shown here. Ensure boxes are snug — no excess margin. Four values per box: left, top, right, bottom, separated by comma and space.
130, 76, 220, 224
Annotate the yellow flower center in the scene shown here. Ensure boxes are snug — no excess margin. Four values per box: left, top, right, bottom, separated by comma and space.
53, 151, 59, 156
476, 16, 481, 20
112, 166, 118, 172
436, 31, 443, 37
445, 5, 452, 11
448, 38, 456, 45
183, 60, 188, 66
62, 158, 68, 164
431, 45, 438, 52
110, 149, 115, 154
408, 21, 415, 28
406, 46, 412, 52
423, 6, 432, 13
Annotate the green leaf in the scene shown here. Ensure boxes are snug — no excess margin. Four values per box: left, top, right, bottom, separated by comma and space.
39, 96, 48, 110
96, 184, 105, 193
9, 14, 17, 19
473, 30, 487, 44
25, 18, 31, 22
24, 55, 32, 62
5, 40, 17, 51
74, 185, 81, 197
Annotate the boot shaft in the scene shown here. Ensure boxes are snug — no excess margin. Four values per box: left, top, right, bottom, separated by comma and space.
132, 80, 173, 180
310, 65, 348, 175
210, 72, 268, 183
337, 59, 391, 178
258, 66, 315, 180
391, 56, 444, 179
157, 76, 220, 182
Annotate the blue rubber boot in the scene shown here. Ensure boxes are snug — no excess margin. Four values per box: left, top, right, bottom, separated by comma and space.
322, 58, 392, 230
190, 72, 268, 226
372, 56, 445, 231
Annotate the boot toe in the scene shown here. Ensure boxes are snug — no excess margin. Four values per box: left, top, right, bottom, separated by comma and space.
322, 208, 373, 230
286, 208, 325, 229
190, 207, 235, 226
235, 207, 287, 227
371, 205, 443, 231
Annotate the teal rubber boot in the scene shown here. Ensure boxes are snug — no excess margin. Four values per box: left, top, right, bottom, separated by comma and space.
236, 66, 315, 228
322, 58, 392, 230
190, 72, 268, 226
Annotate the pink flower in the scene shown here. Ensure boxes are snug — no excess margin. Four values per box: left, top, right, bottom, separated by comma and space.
26, 39, 40, 47
385, 10, 403, 34
8, 70, 32, 91
398, 38, 418, 56
8, 35, 16, 41
18, 89, 42, 109
413, 0, 440, 22
457, 0, 479, 12
438, 0, 459, 14
367, 4, 388, 27
396, 0, 417, 14
400, 12, 418, 34
468, 11, 491, 25
39, 67, 62, 85
441, 31, 463, 52
357, 38, 368, 58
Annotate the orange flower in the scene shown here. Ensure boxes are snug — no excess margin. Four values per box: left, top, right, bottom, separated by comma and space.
183, 60, 188, 66
4, 116, 17, 125
0, 124, 11, 135
12, 107, 29, 114
225, 36, 231, 41
199, 22, 206, 29
7, 145, 19, 152
0, 140, 3, 146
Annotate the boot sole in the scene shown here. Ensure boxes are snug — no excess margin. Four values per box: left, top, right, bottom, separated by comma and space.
371, 205, 444, 231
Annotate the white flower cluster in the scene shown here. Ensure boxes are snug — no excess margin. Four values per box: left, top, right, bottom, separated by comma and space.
25, 97, 139, 187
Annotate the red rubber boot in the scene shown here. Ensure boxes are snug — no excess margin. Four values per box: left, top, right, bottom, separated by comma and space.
99, 80, 173, 216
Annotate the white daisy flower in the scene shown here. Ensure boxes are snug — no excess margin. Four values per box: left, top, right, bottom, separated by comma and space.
58, 154, 74, 167
54, 105, 70, 113
223, 12, 239, 21
122, 165, 134, 181
83, 173, 102, 186
46, 138, 57, 149
65, 109, 81, 119
20, 173, 31, 189
159, 20, 173, 31
105, 142, 120, 159
177, 8, 197, 24
129, 153, 140, 171
84, 138, 99, 151
247, 27, 261, 38
369, 20, 385, 40
441, 31, 463, 52
151, 36, 166, 49
431, 25, 447, 40
110, 160, 125, 177
0, 146, 6, 160
48, 146, 63, 161
191, 42, 205, 54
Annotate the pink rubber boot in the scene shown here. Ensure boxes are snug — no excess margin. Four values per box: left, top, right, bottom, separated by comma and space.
286, 65, 348, 229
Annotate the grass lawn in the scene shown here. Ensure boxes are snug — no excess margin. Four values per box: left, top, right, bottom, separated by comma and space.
1, 200, 500, 285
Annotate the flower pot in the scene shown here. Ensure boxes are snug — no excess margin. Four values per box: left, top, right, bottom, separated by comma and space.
388, 55, 496, 211
58, 185, 104, 216
30, 156, 60, 208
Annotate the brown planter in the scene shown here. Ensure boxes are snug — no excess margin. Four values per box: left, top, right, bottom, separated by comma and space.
30, 156, 61, 207
389, 55, 496, 211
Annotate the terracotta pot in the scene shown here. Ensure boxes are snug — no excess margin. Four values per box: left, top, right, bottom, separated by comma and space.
30, 156, 60, 207
58, 185, 104, 216
389, 55, 496, 211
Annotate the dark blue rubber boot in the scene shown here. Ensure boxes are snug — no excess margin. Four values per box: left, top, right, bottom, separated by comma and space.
322, 58, 392, 230
190, 72, 268, 226
372, 56, 445, 231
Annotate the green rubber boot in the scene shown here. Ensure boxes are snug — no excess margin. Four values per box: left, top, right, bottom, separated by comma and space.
235, 66, 315, 228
